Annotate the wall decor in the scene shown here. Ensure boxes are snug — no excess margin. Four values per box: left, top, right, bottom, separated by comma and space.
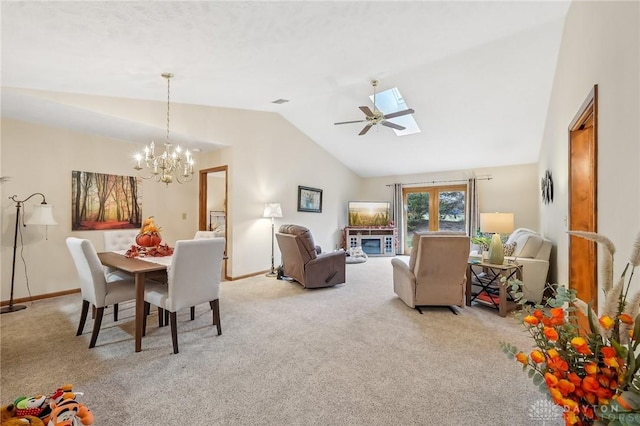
541, 170, 554, 204
72, 170, 142, 230
297, 186, 323, 213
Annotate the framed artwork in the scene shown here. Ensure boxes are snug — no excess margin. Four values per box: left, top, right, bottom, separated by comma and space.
541, 170, 554, 204
297, 186, 323, 213
71, 170, 142, 230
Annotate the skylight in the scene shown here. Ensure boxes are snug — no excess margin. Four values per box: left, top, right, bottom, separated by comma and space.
370, 87, 421, 136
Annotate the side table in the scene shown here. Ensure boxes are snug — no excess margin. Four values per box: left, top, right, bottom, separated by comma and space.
466, 261, 523, 317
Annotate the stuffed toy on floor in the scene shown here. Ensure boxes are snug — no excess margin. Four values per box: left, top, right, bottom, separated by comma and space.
1, 404, 45, 426
2, 384, 93, 426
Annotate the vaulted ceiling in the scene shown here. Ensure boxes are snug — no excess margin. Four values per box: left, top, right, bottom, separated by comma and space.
1, 1, 570, 177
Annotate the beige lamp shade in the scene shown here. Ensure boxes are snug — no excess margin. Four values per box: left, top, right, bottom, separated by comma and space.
25, 204, 57, 226
263, 203, 283, 218
480, 213, 514, 234
480, 212, 514, 265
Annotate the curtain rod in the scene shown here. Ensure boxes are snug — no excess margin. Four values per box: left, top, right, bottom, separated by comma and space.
385, 176, 492, 187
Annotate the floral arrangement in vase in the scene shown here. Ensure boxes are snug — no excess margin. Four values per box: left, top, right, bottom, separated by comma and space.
136, 216, 162, 247
501, 231, 640, 425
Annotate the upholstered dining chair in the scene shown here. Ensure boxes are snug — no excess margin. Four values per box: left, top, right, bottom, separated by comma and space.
142, 238, 225, 354
194, 230, 218, 239
103, 229, 139, 281
103, 229, 139, 251
66, 237, 137, 348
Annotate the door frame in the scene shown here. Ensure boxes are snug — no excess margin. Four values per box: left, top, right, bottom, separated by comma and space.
199, 165, 229, 280
568, 84, 598, 314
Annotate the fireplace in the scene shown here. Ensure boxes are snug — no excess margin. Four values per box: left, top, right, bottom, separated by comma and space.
361, 237, 382, 255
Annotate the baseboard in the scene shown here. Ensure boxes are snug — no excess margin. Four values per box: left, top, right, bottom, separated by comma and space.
0, 288, 80, 306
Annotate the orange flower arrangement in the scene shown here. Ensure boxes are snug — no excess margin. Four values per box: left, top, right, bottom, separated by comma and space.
501, 231, 640, 425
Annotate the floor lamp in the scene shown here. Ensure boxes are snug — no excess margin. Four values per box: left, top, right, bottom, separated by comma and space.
2, 193, 57, 314
263, 203, 283, 277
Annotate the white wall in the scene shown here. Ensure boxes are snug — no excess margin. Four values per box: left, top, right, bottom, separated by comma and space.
539, 1, 640, 297
360, 163, 540, 232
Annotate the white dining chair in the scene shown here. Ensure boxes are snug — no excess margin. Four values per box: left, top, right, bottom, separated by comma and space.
103, 229, 139, 281
103, 229, 140, 251
194, 230, 218, 239
66, 237, 137, 348
143, 238, 225, 354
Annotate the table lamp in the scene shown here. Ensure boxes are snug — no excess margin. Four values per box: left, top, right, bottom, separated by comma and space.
263, 203, 283, 277
480, 212, 514, 265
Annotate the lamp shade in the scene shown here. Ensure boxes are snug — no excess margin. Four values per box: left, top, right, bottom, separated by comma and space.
25, 204, 57, 226
480, 213, 514, 234
263, 203, 283, 218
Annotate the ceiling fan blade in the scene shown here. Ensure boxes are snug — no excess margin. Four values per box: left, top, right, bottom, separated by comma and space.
334, 119, 366, 125
383, 108, 415, 120
359, 106, 374, 117
381, 121, 406, 131
359, 124, 373, 135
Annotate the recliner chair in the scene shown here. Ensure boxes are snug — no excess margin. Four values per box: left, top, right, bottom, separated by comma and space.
276, 224, 346, 288
391, 232, 470, 313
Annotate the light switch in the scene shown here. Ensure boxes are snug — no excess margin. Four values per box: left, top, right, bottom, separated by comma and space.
182, 213, 187, 220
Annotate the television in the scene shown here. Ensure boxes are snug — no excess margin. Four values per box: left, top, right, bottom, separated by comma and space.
348, 201, 391, 227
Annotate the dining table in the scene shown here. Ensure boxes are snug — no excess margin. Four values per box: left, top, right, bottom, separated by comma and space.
97, 251, 171, 352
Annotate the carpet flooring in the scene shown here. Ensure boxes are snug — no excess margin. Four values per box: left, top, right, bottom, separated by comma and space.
0, 256, 561, 425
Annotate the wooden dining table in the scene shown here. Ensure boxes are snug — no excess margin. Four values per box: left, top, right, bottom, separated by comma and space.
97, 252, 169, 352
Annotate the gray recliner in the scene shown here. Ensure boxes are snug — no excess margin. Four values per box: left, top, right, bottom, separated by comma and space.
276, 224, 346, 288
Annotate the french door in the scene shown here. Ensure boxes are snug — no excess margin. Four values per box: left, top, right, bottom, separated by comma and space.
402, 185, 466, 253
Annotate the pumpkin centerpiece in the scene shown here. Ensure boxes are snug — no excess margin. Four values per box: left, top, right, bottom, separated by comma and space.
136, 216, 162, 248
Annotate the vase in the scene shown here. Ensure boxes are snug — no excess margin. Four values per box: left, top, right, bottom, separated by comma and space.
136, 232, 162, 247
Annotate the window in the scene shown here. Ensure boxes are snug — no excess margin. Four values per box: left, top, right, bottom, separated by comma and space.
370, 87, 421, 136
402, 185, 467, 253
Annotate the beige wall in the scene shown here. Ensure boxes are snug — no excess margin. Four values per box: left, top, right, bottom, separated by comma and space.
197, 112, 362, 277
539, 1, 640, 298
360, 163, 540, 232
1, 118, 199, 300
1, 108, 362, 299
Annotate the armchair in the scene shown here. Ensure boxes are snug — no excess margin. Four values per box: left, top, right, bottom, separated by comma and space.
392, 232, 470, 313
275, 224, 345, 288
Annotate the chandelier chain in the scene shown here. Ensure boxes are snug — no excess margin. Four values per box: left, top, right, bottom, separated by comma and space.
166, 75, 171, 145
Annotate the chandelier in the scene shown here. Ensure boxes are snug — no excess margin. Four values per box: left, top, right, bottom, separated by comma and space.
134, 73, 195, 185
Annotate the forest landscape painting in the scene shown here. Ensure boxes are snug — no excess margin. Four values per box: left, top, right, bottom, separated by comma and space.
72, 170, 142, 231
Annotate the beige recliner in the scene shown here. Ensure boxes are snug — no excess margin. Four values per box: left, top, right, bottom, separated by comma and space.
392, 232, 470, 313
276, 224, 346, 288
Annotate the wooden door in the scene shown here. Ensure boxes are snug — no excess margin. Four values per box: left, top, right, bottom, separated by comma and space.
569, 86, 598, 330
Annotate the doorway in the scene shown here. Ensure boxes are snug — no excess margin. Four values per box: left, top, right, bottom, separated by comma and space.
569, 85, 598, 325
199, 165, 229, 280
402, 185, 466, 253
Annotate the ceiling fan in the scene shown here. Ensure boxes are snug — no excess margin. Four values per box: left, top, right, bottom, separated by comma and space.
334, 79, 415, 135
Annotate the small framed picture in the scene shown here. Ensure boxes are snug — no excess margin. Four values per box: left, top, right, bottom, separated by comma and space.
297, 186, 323, 213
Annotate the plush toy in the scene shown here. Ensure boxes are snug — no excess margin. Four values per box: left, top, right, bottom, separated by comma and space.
1, 404, 45, 426
2, 385, 92, 426
46, 398, 93, 426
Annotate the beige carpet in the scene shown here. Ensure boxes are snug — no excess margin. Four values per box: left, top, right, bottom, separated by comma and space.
0, 256, 560, 425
